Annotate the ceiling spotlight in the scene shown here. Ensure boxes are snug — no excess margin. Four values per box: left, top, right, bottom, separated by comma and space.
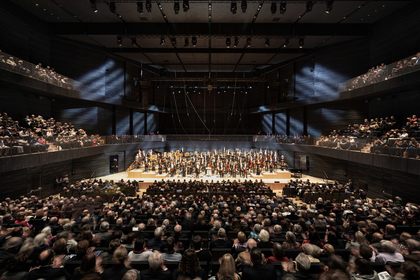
246, 37, 252, 48
231, 2, 237, 14
299, 38, 304, 48
270, 2, 277, 16
226, 37, 231, 48
171, 37, 177, 46
117, 36, 122, 47
90, 0, 98, 13
241, 0, 247, 13
326, 1, 333, 13
183, 0, 189, 12
109, 2, 116, 13
137, 2, 143, 14
184, 37, 189, 47
306, 1, 313, 13
174, 1, 180, 14
160, 37, 166, 46
192, 36, 197, 47
131, 37, 138, 47
280, 2, 286, 14
146, 0, 152, 12
257, 3, 262, 11
264, 38, 270, 47
283, 38, 289, 48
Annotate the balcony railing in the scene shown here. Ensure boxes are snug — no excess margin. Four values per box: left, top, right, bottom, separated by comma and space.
0, 51, 83, 91
338, 53, 420, 92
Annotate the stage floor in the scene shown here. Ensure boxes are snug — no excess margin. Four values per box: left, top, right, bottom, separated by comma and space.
127, 168, 291, 180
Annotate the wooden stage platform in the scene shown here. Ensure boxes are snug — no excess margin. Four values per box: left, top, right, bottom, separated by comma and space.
127, 168, 291, 181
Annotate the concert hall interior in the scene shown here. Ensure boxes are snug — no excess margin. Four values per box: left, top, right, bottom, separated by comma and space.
1, 0, 420, 277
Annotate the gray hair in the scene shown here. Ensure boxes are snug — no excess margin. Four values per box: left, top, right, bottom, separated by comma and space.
254, 224, 262, 233
274, 224, 282, 234
162, 219, 169, 227
138, 223, 145, 231
406, 239, 420, 251
218, 228, 226, 238
148, 251, 164, 270
34, 233, 48, 247
213, 220, 221, 229
100, 221, 110, 232
380, 240, 396, 253
19, 238, 34, 255
154, 227, 163, 239
41, 226, 52, 238
259, 229, 270, 242
295, 253, 311, 271
122, 269, 140, 280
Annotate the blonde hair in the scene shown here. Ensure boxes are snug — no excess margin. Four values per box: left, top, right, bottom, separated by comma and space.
237, 231, 247, 243
218, 254, 236, 279
355, 231, 368, 246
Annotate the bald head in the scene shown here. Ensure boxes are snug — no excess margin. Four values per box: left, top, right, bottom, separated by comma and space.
373, 233, 383, 241
247, 239, 257, 251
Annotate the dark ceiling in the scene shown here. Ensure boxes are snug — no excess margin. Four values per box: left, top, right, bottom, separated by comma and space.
9, 0, 412, 73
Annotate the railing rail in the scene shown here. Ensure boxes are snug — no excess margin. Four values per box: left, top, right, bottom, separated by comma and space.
338, 52, 420, 92
0, 50, 83, 90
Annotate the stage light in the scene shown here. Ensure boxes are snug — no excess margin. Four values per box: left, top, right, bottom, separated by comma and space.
192, 36, 197, 47
231, 2, 237, 14
246, 37, 252, 48
160, 37, 166, 46
299, 38, 304, 48
184, 37, 189, 47
90, 0, 98, 13
174, 1, 180, 14
257, 3, 262, 11
146, 0, 152, 12
109, 2, 116, 13
264, 38, 270, 47
137, 2, 143, 14
183, 0, 189, 12
306, 1, 313, 13
158, 2, 162, 10
283, 38, 289, 48
208, 3, 211, 11
234, 37, 239, 47
241, 0, 247, 13
326, 1, 333, 13
171, 37, 177, 46
280, 2, 286, 14
226, 37, 231, 48
271, 2, 277, 15
117, 36, 122, 47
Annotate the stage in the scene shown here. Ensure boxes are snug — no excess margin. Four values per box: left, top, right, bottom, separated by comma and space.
127, 168, 291, 180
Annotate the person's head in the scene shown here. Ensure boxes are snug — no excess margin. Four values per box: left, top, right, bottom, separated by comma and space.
237, 231, 246, 243
218, 228, 226, 239
285, 231, 296, 244
79, 253, 97, 274
192, 235, 202, 250
148, 251, 164, 271
354, 258, 374, 275
354, 231, 368, 245
327, 255, 347, 271
108, 239, 121, 253
126, 233, 136, 244
359, 244, 373, 260
246, 238, 257, 251
52, 238, 67, 255
400, 261, 420, 280
112, 246, 128, 265
178, 248, 201, 275
380, 240, 396, 253
250, 247, 263, 265
218, 254, 236, 278
122, 269, 140, 280
406, 239, 420, 253
295, 253, 311, 271
302, 243, 315, 256
259, 229, 270, 242
100, 222, 109, 232
134, 237, 146, 251
272, 242, 285, 258
5, 253, 29, 273
323, 244, 335, 256
154, 227, 163, 239
166, 236, 176, 253
38, 248, 54, 266
75, 240, 90, 256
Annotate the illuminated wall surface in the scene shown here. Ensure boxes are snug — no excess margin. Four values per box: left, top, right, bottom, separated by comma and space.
275, 112, 287, 135
133, 111, 145, 135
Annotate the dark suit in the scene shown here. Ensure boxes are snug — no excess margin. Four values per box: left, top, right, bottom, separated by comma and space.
27, 266, 71, 280
210, 239, 231, 249
140, 269, 172, 280
242, 263, 277, 280
101, 264, 130, 280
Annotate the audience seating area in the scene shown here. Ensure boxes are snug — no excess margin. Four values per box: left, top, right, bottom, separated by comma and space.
1, 177, 420, 280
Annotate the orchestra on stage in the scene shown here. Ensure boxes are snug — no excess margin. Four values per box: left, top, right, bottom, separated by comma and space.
129, 148, 289, 178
